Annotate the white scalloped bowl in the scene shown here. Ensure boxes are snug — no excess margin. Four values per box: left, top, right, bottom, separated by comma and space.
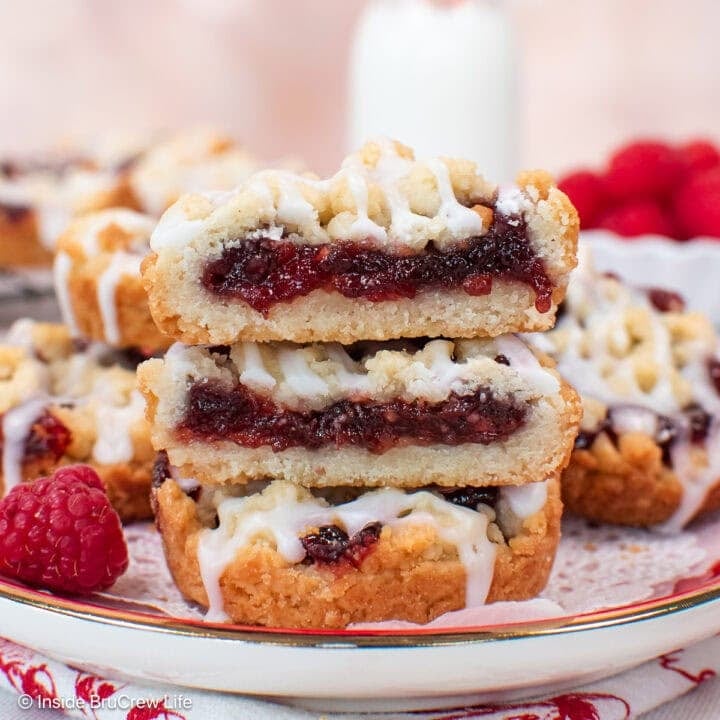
585, 230, 720, 324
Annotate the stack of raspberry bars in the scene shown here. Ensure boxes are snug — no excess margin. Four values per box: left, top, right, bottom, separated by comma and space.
139, 139, 581, 629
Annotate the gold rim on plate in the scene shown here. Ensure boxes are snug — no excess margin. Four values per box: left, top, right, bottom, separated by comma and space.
1, 575, 719, 648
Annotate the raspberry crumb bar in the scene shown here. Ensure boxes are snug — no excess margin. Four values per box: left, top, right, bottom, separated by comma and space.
142, 139, 579, 344
54, 208, 170, 350
127, 128, 260, 217
0, 153, 136, 267
153, 464, 561, 629
138, 335, 580, 489
0, 320, 154, 522
529, 249, 720, 531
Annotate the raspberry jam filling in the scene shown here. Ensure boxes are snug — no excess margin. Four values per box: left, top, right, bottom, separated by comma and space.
201, 210, 554, 315
437, 486, 499, 510
24, 411, 72, 461
177, 379, 527, 453
301, 523, 382, 568
647, 288, 686, 313
0, 410, 72, 465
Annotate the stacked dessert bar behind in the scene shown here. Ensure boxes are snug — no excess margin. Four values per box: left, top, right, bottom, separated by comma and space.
139, 139, 581, 629
0, 128, 260, 271
529, 247, 720, 532
0, 319, 155, 522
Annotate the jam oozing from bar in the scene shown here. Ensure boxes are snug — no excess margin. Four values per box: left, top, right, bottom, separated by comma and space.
201, 210, 554, 315
178, 380, 527, 454
301, 522, 382, 568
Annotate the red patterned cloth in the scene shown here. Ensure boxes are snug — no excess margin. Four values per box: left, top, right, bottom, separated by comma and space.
0, 635, 717, 719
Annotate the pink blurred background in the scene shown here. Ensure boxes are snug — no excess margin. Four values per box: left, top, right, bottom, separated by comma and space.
1, 0, 718, 175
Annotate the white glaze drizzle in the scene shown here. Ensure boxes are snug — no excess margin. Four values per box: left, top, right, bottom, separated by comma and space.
495, 186, 529, 219
57, 343, 108, 395
150, 203, 206, 251
150, 137, 504, 253
608, 406, 659, 437
274, 174, 318, 228
342, 167, 387, 242
397, 340, 470, 401
351, 138, 432, 247
197, 481, 500, 623
97, 252, 143, 345
494, 335, 560, 395
169, 335, 557, 411
53, 251, 80, 336
1, 397, 50, 493
658, 422, 720, 533
659, 349, 720, 533
36, 204, 73, 250
129, 130, 259, 216
501, 480, 548, 518
54, 210, 153, 344
164, 342, 200, 389
236, 343, 276, 391
276, 347, 330, 399
425, 157, 484, 238
92, 390, 145, 465
324, 345, 373, 395
76, 209, 154, 257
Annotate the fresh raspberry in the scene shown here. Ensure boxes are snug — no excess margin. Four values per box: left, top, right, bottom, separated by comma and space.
0, 465, 128, 594
604, 140, 682, 200
672, 167, 720, 239
597, 200, 675, 238
678, 139, 720, 176
557, 170, 607, 228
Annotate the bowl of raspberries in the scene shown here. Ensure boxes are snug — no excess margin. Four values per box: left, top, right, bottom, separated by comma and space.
558, 138, 720, 323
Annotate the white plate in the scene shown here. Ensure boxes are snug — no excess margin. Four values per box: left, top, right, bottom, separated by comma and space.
0, 569, 719, 712
4, 233, 720, 712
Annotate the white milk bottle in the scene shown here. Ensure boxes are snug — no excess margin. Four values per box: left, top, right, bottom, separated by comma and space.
348, 0, 517, 180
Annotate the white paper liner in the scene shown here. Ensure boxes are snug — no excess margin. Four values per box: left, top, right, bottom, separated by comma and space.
92, 511, 720, 630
